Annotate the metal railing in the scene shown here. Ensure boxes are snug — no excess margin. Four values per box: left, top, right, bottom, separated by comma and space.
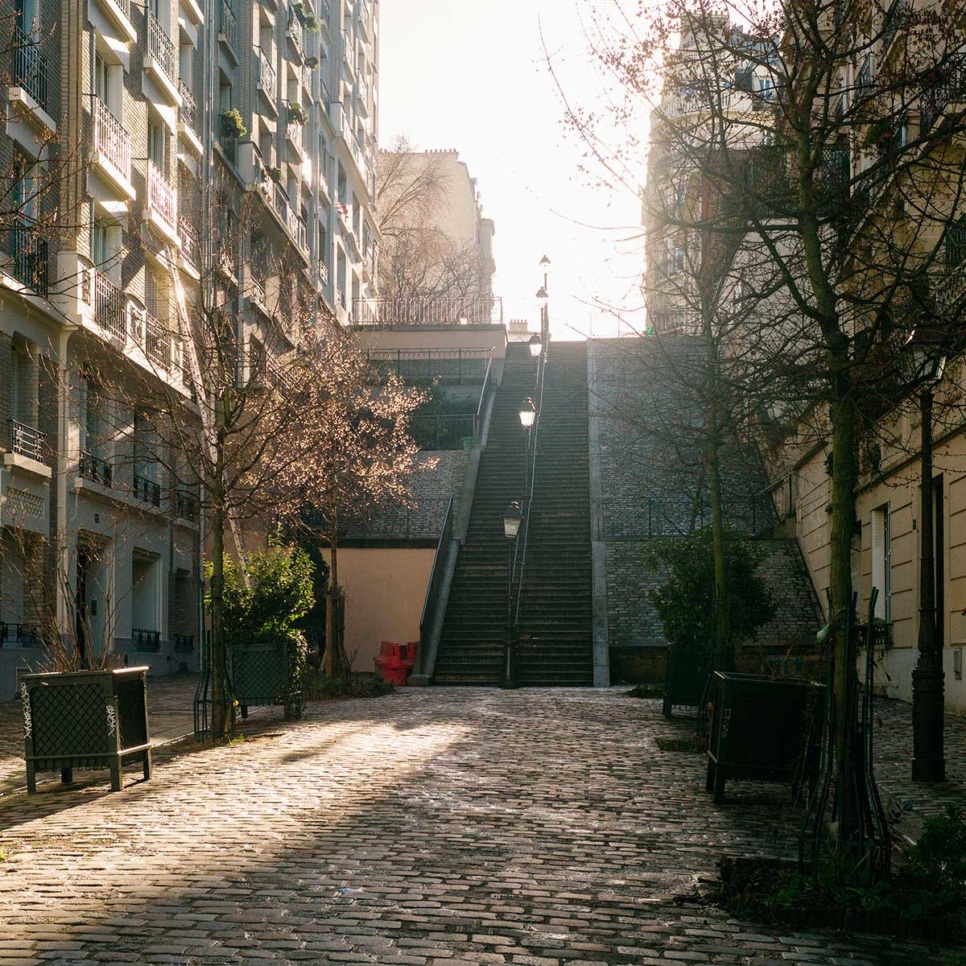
365, 347, 492, 383
287, 7, 304, 57
92, 97, 132, 183
9, 224, 49, 295
409, 414, 476, 451
474, 357, 495, 444
134, 474, 162, 507
92, 269, 126, 339
751, 472, 798, 535
174, 633, 195, 653
0, 622, 40, 646
920, 54, 966, 134
80, 451, 112, 487
13, 27, 48, 108
132, 628, 161, 652
257, 47, 277, 104
145, 313, 173, 369
418, 494, 455, 664
272, 182, 308, 252
342, 497, 454, 541
287, 120, 306, 159
220, 0, 238, 51
352, 296, 504, 326
147, 160, 177, 231
8, 418, 46, 462
147, 12, 176, 84
179, 214, 199, 266
175, 490, 199, 522
179, 79, 198, 132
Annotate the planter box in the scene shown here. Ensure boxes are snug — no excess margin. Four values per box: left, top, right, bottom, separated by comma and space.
230, 641, 301, 717
706, 671, 825, 803
21, 666, 152, 793
662, 642, 712, 717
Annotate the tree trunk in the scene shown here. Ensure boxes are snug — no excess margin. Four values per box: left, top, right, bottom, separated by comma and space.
828, 378, 860, 849
324, 520, 340, 677
209, 502, 229, 738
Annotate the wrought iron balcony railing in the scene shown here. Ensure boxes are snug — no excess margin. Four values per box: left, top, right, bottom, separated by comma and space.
257, 47, 277, 104
132, 627, 161, 652
9, 223, 49, 295
288, 8, 304, 58
173, 633, 195, 653
92, 97, 132, 183
178, 78, 198, 132
0, 622, 40, 646
145, 313, 173, 370
134, 474, 162, 507
80, 451, 113, 487
147, 159, 177, 232
220, 0, 238, 51
13, 27, 49, 109
92, 269, 126, 339
179, 214, 199, 267
175, 490, 199, 522
8, 418, 47, 462
147, 12, 176, 85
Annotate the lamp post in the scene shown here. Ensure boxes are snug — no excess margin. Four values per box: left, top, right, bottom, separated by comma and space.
537, 254, 551, 350
528, 333, 542, 359
906, 325, 947, 782
502, 501, 524, 688
519, 396, 537, 500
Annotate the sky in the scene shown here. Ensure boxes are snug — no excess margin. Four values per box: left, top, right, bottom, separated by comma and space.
377, 0, 647, 340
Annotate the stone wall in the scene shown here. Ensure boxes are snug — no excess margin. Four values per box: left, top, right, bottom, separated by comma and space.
589, 337, 822, 671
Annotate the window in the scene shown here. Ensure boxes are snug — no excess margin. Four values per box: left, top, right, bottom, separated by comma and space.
870, 505, 891, 623
148, 119, 167, 168
16, 0, 39, 36
91, 223, 109, 266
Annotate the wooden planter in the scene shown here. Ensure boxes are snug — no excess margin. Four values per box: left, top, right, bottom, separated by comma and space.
662, 642, 712, 717
706, 671, 825, 803
21, 666, 152, 793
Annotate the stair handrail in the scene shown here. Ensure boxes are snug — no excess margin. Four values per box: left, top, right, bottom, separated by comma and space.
419, 494, 456, 660
473, 356, 495, 445
512, 349, 548, 628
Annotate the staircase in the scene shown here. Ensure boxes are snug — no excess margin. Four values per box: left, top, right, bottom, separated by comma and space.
515, 342, 594, 685
433, 344, 538, 683
433, 341, 594, 686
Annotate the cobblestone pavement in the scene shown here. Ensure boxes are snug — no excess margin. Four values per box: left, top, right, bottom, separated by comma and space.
0, 687, 963, 966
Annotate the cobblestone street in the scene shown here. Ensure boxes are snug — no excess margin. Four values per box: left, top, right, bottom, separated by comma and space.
0, 686, 962, 965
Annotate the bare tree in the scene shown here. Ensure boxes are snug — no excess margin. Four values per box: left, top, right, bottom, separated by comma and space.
568, 0, 966, 852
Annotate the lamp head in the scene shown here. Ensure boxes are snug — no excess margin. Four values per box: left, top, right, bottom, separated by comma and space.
519, 397, 537, 429
905, 323, 949, 384
536, 285, 549, 309
502, 501, 524, 540
540, 254, 551, 270
528, 333, 542, 358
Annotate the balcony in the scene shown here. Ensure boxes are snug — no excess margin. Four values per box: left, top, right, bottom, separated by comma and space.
132, 627, 161, 651
91, 270, 126, 340
145, 313, 175, 370
285, 119, 306, 163
351, 296, 505, 326
175, 491, 198, 522
91, 98, 134, 199
13, 28, 49, 110
219, 0, 239, 59
256, 47, 278, 110
271, 182, 309, 256
92, 0, 137, 44
134, 474, 162, 507
0, 622, 41, 647
80, 451, 113, 487
8, 419, 47, 463
287, 8, 305, 62
8, 223, 49, 296
179, 215, 199, 270
146, 160, 179, 244
145, 12, 180, 104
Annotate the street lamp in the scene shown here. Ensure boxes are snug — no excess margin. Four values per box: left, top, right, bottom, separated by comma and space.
528, 333, 542, 358
537, 254, 551, 348
519, 396, 537, 503
502, 501, 524, 688
906, 324, 948, 782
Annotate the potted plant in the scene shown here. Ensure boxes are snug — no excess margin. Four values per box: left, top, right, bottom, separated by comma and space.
288, 102, 307, 125
303, 14, 320, 31
220, 108, 247, 139
270, 165, 284, 183
16, 536, 153, 793
218, 543, 313, 722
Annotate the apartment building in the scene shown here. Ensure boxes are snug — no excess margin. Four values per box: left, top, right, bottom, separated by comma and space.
641, 0, 966, 714
0, 0, 380, 699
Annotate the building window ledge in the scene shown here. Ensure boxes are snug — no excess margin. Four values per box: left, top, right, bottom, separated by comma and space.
91, 152, 136, 202
2, 451, 53, 480
180, 0, 205, 26
143, 58, 182, 109
92, 0, 138, 44
7, 87, 57, 139
178, 121, 203, 156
